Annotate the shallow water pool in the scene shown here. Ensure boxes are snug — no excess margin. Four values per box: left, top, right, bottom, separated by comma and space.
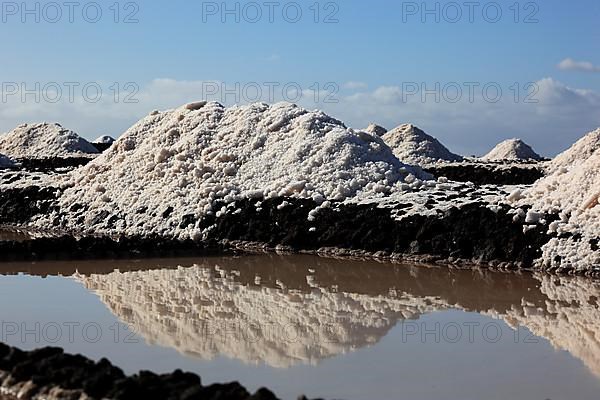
0, 255, 599, 400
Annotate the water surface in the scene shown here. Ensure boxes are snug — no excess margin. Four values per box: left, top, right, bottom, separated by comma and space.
0, 254, 599, 400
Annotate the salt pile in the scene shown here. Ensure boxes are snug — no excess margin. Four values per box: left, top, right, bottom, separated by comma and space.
0, 153, 15, 169
364, 123, 388, 137
0, 123, 99, 159
49, 101, 428, 238
548, 128, 600, 171
93, 135, 116, 144
513, 128, 600, 271
381, 124, 463, 165
482, 138, 542, 161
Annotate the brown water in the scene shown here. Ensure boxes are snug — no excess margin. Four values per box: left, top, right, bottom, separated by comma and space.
0, 254, 599, 400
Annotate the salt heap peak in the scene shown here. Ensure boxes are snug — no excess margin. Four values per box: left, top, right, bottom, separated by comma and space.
364, 123, 388, 137
482, 138, 542, 161
549, 128, 600, 171
93, 135, 116, 144
381, 124, 463, 165
51, 101, 428, 239
0, 123, 99, 159
0, 153, 15, 169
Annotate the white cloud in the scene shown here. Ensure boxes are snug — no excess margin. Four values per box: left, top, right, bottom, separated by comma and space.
0, 78, 598, 157
317, 78, 600, 157
557, 58, 600, 73
343, 81, 368, 90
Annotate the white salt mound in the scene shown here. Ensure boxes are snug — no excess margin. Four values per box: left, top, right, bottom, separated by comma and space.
364, 123, 388, 137
482, 138, 542, 161
549, 128, 600, 171
514, 128, 600, 271
0, 123, 99, 159
381, 124, 463, 165
50, 101, 428, 239
93, 135, 116, 144
0, 153, 15, 169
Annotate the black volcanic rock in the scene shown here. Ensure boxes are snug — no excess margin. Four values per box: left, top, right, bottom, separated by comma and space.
0, 343, 286, 400
0, 183, 560, 272
424, 163, 545, 185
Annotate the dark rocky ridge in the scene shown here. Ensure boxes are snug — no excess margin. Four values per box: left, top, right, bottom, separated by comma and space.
91, 142, 113, 152
200, 198, 556, 270
0, 343, 299, 400
0, 183, 562, 273
15, 157, 94, 172
424, 163, 545, 185
0, 234, 227, 261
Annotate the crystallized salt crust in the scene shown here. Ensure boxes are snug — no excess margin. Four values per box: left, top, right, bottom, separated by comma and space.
512, 128, 600, 271
382, 124, 463, 165
0, 123, 99, 159
47, 101, 430, 239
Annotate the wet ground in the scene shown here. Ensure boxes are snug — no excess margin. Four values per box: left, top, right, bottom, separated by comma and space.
0, 253, 599, 399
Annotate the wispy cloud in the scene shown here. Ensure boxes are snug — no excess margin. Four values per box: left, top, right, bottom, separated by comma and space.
343, 81, 368, 90
557, 58, 600, 73
1, 78, 599, 157
317, 78, 600, 157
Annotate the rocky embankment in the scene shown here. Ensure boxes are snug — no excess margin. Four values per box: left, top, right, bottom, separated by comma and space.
15, 157, 95, 172
0, 343, 298, 400
0, 182, 561, 273
424, 162, 545, 185
1, 102, 597, 274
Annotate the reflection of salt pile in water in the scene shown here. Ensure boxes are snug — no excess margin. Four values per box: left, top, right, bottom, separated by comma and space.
0, 123, 98, 159
78, 264, 446, 368
498, 275, 600, 377
381, 124, 463, 165
0, 153, 15, 169
482, 138, 542, 161
78, 260, 600, 375
47, 101, 428, 238
513, 128, 600, 272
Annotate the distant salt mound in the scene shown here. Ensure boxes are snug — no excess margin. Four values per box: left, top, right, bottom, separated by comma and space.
549, 128, 600, 171
381, 124, 463, 165
51, 101, 428, 238
364, 123, 388, 137
0, 123, 99, 159
93, 135, 116, 144
0, 153, 15, 169
482, 139, 542, 161
515, 129, 600, 270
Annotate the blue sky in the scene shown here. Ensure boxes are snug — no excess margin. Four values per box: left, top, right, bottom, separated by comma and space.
0, 0, 599, 156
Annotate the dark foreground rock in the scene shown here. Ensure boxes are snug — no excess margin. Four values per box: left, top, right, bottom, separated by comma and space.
0, 343, 300, 400
424, 163, 545, 185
